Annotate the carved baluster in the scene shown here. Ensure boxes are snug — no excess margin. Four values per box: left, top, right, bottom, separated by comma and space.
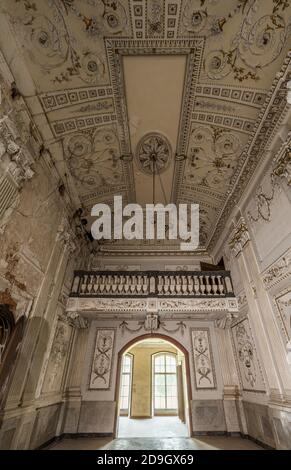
205, 275, 212, 295
157, 275, 163, 294
99, 275, 105, 294
199, 275, 206, 295
93, 275, 100, 294
130, 275, 137, 294
142, 275, 148, 294
136, 275, 142, 294
118, 275, 124, 293
164, 275, 169, 295
187, 275, 194, 294
175, 275, 181, 295
150, 276, 155, 295
80, 274, 88, 294
194, 276, 200, 295
170, 276, 175, 295
211, 275, 218, 295
105, 275, 111, 293
87, 275, 94, 294
124, 275, 130, 294
181, 275, 187, 295
111, 275, 118, 294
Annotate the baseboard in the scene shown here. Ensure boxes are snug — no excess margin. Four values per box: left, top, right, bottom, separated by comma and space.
243, 434, 275, 450
36, 432, 114, 450
192, 430, 275, 449
129, 416, 152, 419
192, 431, 228, 436
37, 430, 276, 450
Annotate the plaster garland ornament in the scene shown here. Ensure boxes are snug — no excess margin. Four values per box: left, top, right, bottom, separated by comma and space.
119, 313, 186, 336
248, 173, 279, 223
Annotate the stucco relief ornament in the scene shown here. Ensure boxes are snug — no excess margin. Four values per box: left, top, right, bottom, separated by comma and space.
185, 126, 241, 191
236, 8, 287, 69
236, 324, 256, 388
119, 314, 186, 335
136, 133, 172, 175
92, 332, 113, 384
65, 127, 123, 188
80, 51, 106, 85
182, 1, 227, 37
204, 50, 231, 80
26, 15, 69, 71
229, 218, 250, 256
273, 149, 291, 186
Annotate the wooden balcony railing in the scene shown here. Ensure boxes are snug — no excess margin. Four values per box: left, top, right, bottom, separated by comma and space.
70, 270, 234, 298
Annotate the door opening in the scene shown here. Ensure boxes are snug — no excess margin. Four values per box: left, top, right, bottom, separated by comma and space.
115, 335, 191, 438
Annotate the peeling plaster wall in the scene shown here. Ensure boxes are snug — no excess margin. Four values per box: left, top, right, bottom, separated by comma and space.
0, 59, 88, 449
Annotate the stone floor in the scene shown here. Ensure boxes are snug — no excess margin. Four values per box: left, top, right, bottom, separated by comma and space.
118, 416, 188, 438
47, 436, 263, 450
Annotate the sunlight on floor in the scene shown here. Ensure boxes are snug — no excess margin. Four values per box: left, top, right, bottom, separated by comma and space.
118, 416, 188, 438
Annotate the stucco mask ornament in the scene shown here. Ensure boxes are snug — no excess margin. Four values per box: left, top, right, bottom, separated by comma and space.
144, 313, 159, 332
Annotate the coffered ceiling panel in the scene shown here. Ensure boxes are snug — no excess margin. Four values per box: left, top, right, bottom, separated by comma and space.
1, 0, 290, 253
123, 54, 186, 204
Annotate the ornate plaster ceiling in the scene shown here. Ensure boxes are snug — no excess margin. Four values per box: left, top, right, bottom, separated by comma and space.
1, 0, 291, 253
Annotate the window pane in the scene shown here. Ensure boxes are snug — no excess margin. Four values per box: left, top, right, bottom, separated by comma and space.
167, 396, 177, 409
155, 396, 165, 409
166, 355, 176, 373
166, 374, 176, 386
154, 354, 178, 411
120, 354, 132, 410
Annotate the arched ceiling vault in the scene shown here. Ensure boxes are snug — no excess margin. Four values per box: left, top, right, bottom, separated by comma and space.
1, 0, 290, 255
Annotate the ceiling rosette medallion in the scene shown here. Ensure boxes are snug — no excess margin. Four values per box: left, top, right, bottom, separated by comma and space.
135, 132, 172, 176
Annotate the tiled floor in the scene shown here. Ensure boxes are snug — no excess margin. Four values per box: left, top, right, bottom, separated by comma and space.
47, 410, 263, 451
118, 416, 188, 438
47, 435, 263, 450
103, 436, 263, 450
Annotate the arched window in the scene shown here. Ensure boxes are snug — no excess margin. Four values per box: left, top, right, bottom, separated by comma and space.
153, 353, 177, 412
120, 353, 133, 412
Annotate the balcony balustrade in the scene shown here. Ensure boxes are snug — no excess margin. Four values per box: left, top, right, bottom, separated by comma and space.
70, 270, 234, 298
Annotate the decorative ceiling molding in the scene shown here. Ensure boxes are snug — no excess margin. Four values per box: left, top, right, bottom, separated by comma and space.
1, 0, 290, 255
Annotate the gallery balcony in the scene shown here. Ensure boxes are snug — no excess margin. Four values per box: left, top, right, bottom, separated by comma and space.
69, 270, 235, 299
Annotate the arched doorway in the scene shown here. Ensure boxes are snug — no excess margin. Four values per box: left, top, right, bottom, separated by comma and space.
114, 333, 192, 438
